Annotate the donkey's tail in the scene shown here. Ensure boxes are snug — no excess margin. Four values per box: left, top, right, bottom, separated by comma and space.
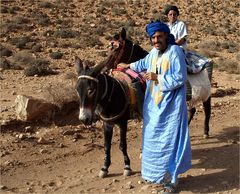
205, 60, 214, 82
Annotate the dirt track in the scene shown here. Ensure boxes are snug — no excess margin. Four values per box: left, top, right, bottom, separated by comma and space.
1, 70, 240, 194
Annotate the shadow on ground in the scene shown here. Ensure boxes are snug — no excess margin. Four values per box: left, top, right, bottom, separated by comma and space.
180, 126, 239, 193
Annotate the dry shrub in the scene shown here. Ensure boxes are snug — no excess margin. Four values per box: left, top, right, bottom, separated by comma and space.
96, 6, 106, 14
0, 6, 8, 13
54, 29, 80, 39
198, 40, 221, 52
38, 15, 51, 26
24, 66, 56, 76
15, 17, 30, 24
31, 43, 42, 52
216, 58, 240, 74
151, 13, 167, 23
12, 51, 53, 75
1, 21, 25, 33
10, 36, 33, 49
236, 54, 240, 61
212, 88, 240, 98
111, 7, 127, 16
80, 36, 103, 48
49, 52, 63, 59
0, 58, 11, 69
220, 41, 238, 53
198, 49, 218, 58
0, 58, 22, 70
12, 51, 35, 66
0, 44, 12, 57
39, 2, 55, 9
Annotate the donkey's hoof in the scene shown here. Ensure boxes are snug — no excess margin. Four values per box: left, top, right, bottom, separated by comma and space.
99, 170, 108, 178
203, 134, 209, 139
123, 168, 132, 176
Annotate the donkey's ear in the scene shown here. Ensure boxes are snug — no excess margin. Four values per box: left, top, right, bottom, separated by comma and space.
75, 56, 89, 75
75, 56, 83, 75
120, 28, 126, 40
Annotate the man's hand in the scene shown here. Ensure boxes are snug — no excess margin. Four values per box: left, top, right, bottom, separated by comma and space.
117, 63, 130, 68
144, 72, 158, 81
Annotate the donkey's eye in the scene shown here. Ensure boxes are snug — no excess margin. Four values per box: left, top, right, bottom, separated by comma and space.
88, 88, 95, 96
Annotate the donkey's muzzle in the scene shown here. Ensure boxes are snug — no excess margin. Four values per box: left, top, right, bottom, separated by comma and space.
79, 108, 93, 125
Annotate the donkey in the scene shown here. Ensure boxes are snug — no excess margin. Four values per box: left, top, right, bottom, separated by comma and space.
75, 28, 212, 178
104, 28, 213, 138
75, 56, 138, 178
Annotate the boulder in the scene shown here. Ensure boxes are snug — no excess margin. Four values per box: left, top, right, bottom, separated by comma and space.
15, 95, 56, 121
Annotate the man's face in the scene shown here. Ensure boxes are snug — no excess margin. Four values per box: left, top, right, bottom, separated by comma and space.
168, 10, 178, 24
151, 31, 168, 51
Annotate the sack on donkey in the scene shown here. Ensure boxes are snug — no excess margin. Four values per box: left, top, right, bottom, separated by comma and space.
187, 69, 211, 109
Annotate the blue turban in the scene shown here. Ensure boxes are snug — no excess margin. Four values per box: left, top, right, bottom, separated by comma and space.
146, 21, 170, 37
146, 21, 176, 45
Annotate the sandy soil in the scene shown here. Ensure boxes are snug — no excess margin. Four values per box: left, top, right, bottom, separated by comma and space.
0, 0, 239, 193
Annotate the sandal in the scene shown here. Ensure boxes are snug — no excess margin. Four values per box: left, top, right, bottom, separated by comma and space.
158, 183, 177, 194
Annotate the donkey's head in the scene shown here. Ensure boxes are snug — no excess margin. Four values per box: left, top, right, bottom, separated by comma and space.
104, 28, 133, 69
75, 56, 105, 125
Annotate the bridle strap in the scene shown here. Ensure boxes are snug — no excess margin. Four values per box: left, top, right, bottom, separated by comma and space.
113, 41, 135, 67
78, 75, 99, 83
100, 74, 108, 100
77, 75, 99, 111
99, 78, 129, 122
77, 74, 129, 122
114, 41, 125, 67
126, 43, 134, 63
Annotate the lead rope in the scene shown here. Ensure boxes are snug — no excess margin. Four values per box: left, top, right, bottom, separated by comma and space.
126, 43, 134, 64
99, 78, 129, 122
100, 74, 108, 100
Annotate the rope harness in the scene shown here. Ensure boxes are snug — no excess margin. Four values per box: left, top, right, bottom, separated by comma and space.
77, 74, 129, 122
113, 40, 135, 67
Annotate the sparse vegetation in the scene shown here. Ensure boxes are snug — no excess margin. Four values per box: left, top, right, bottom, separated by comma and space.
39, 2, 55, 9
0, 45, 13, 57
0, 6, 8, 13
0, 58, 22, 70
31, 43, 43, 52
0, 1, 240, 193
54, 29, 80, 39
198, 49, 218, 59
10, 36, 33, 49
0, 58, 11, 70
198, 41, 221, 52
24, 65, 56, 76
111, 7, 127, 16
12, 51, 51, 72
15, 16, 30, 24
216, 58, 239, 74
50, 52, 63, 59
12, 51, 35, 66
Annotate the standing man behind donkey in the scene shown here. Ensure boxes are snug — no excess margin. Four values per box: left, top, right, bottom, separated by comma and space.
118, 20, 192, 193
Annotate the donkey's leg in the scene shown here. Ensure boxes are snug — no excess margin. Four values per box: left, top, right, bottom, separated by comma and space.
99, 122, 113, 178
188, 107, 196, 125
118, 120, 132, 176
203, 97, 211, 138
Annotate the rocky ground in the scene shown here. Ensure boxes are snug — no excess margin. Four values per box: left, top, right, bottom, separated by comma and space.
0, 0, 239, 194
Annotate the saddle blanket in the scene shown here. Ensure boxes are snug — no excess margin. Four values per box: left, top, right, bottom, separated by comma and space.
186, 51, 211, 74
110, 69, 145, 118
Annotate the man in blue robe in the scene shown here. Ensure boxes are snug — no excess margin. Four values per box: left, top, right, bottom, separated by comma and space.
118, 21, 192, 193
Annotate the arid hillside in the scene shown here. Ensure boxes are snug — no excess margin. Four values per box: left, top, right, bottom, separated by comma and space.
0, 0, 239, 194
